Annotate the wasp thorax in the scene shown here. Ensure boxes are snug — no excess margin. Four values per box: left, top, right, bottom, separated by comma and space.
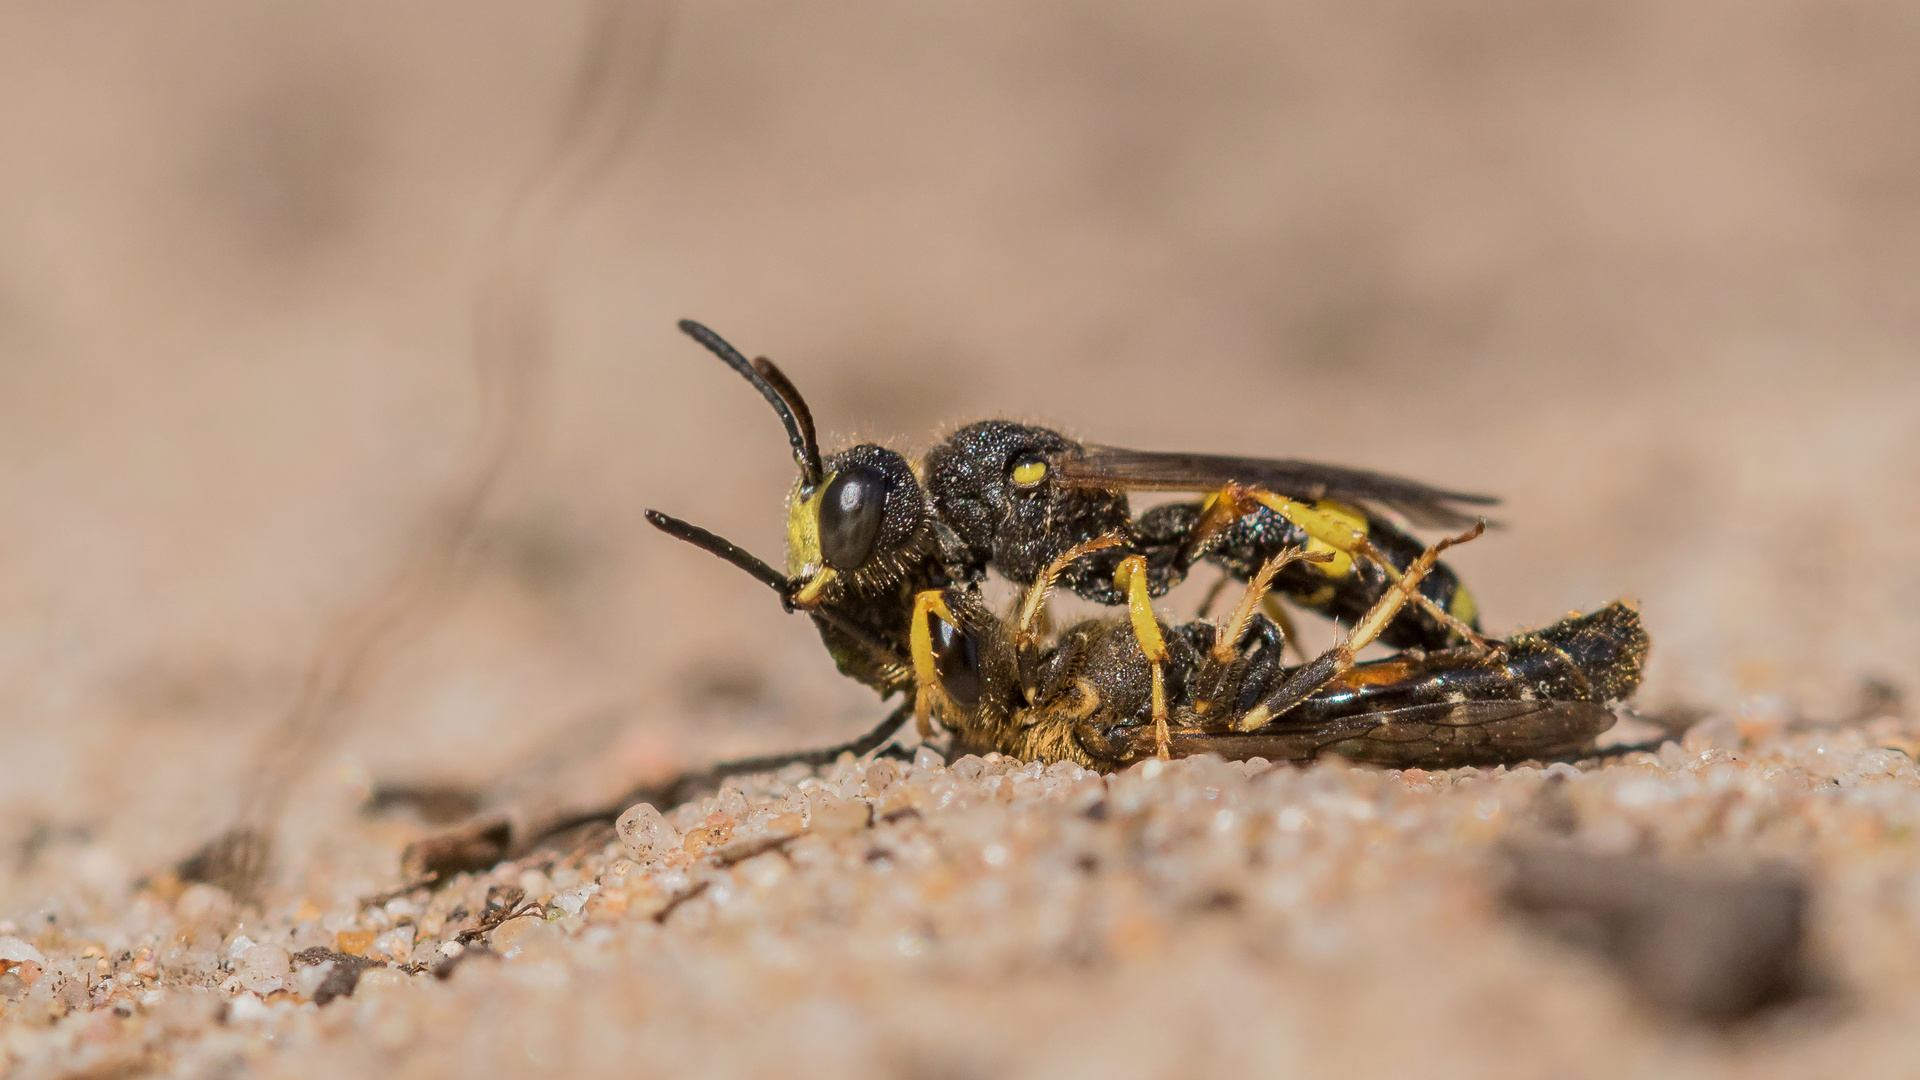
924, 421, 1131, 585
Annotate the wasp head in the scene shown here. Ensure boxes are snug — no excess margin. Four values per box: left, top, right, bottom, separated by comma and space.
676, 320, 938, 609
785, 443, 930, 605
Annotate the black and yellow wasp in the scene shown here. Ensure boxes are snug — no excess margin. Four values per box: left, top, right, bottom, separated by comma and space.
647, 321, 1646, 769
902, 530, 1647, 770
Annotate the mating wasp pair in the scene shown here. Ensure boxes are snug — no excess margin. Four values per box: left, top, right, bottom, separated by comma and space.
648, 322, 1648, 774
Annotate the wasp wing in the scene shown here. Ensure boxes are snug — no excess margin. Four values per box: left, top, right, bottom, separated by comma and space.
1155, 700, 1615, 768
1056, 445, 1498, 528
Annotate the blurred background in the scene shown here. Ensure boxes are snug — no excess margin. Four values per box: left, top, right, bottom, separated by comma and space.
2, 0, 1917, 894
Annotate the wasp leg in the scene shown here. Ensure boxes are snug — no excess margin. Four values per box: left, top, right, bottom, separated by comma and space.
1233, 522, 1486, 732
1191, 547, 1329, 717
1113, 554, 1172, 759
909, 589, 960, 739
1214, 548, 1328, 665
1234, 485, 1497, 653
1167, 483, 1489, 651
685, 700, 914, 792
1016, 533, 1127, 646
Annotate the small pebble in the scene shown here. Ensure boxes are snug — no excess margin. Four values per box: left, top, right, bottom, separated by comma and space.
237, 944, 289, 995
0, 937, 46, 966
616, 803, 681, 861
372, 927, 415, 965
490, 916, 549, 956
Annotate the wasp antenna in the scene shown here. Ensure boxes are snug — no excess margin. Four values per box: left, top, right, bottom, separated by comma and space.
750, 355, 822, 487
645, 509, 899, 662
676, 320, 824, 488
644, 509, 791, 596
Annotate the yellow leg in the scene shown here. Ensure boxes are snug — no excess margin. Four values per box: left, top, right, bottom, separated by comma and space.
1234, 522, 1485, 733
1177, 488, 1257, 566
909, 589, 958, 739
1113, 554, 1171, 759
1241, 488, 1495, 653
1016, 533, 1126, 644
1212, 547, 1330, 666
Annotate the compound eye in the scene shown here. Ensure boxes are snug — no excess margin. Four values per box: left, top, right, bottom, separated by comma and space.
819, 465, 889, 571
1009, 453, 1049, 489
928, 612, 983, 709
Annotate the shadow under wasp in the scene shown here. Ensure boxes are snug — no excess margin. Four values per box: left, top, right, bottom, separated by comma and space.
645, 321, 1649, 771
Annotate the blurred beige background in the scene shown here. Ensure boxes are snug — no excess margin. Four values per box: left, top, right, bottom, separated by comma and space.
1, 0, 1917, 884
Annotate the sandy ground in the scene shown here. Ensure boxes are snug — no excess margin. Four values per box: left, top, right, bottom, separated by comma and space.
2, 1, 1919, 1076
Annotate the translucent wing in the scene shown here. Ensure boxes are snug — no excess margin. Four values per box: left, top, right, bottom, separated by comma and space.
1151, 700, 1616, 768
1055, 445, 1498, 528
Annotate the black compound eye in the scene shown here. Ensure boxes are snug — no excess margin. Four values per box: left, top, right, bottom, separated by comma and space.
928, 613, 983, 709
819, 465, 889, 571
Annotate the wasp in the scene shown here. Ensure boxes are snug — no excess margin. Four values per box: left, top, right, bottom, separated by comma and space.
907, 529, 1649, 770
651, 507, 1647, 770
656, 321, 1494, 695
646, 322, 1644, 768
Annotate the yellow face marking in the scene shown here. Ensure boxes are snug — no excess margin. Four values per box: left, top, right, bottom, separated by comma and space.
785, 477, 829, 577
786, 474, 831, 600
1011, 458, 1048, 487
